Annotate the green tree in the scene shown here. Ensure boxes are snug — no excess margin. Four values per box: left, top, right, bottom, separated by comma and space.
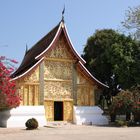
82, 29, 140, 89
122, 5, 140, 40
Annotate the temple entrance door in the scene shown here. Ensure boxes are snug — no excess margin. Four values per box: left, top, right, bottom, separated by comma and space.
54, 101, 63, 121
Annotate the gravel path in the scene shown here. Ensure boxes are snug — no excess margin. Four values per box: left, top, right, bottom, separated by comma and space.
0, 125, 139, 140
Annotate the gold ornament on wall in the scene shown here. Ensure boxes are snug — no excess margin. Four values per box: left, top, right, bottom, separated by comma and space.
47, 37, 73, 59
44, 81, 72, 99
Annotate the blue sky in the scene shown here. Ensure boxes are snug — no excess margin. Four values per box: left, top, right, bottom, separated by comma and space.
0, 0, 140, 64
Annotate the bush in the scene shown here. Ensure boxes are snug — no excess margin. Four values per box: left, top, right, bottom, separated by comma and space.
109, 90, 133, 116
25, 118, 38, 130
0, 56, 20, 110
115, 120, 127, 127
127, 120, 136, 127
127, 120, 140, 127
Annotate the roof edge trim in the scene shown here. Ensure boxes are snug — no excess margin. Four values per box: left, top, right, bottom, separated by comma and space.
11, 57, 44, 81
35, 22, 62, 60
78, 61, 109, 88
63, 24, 86, 64
35, 21, 86, 64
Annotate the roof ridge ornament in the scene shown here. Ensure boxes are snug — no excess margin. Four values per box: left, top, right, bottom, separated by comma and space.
61, 5, 65, 22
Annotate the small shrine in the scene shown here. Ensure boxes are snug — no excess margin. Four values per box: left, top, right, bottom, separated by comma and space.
12, 18, 108, 123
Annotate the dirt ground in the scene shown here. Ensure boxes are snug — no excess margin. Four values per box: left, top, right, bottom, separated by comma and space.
0, 125, 139, 140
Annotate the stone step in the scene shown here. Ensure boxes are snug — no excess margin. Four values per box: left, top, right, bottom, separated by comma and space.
46, 121, 71, 127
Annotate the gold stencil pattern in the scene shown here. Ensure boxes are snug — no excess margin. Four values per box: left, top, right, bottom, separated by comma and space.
23, 67, 39, 82
47, 37, 73, 59
44, 81, 72, 99
44, 61, 72, 80
44, 101, 54, 121
64, 101, 73, 121
77, 70, 93, 106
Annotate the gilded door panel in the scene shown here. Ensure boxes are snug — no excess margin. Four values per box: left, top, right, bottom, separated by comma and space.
64, 101, 73, 122
44, 101, 54, 121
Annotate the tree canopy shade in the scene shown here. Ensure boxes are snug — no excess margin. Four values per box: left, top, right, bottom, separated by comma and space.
122, 5, 140, 40
82, 29, 140, 89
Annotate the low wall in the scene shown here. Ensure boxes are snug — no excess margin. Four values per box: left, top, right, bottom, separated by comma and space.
7, 106, 46, 128
73, 106, 108, 125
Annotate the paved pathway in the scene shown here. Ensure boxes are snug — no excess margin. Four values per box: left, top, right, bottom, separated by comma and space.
0, 125, 139, 140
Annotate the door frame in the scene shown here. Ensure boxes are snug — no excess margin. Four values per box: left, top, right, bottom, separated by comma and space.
54, 101, 63, 121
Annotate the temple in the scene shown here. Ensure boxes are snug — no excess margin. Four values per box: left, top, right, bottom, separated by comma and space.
12, 20, 108, 123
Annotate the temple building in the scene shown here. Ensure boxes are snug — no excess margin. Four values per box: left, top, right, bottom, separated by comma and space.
12, 19, 108, 123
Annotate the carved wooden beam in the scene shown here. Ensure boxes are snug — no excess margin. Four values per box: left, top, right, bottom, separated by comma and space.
45, 57, 76, 63
44, 78, 72, 82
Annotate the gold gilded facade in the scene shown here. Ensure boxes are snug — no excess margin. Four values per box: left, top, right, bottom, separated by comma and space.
15, 29, 99, 122
44, 35, 74, 121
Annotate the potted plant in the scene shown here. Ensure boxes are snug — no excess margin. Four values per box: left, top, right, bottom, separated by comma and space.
0, 56, 21, 127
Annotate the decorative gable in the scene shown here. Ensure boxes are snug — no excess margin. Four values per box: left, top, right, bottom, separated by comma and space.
46, 33, 74, 60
